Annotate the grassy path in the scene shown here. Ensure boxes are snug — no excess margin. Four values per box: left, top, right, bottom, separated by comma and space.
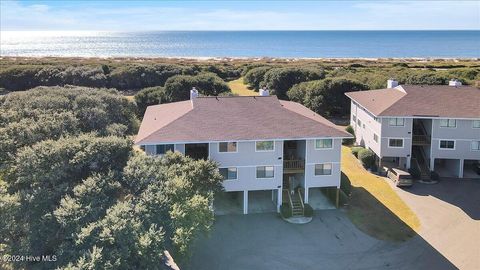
341, 146, 420, 241
227, 78, 257, 96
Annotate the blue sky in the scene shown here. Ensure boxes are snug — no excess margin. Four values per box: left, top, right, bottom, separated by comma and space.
1, 0, 479, 31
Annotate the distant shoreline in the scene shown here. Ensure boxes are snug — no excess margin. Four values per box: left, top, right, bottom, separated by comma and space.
1, 56, 479, 62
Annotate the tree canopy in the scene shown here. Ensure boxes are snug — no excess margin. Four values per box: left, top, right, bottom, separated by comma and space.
261, 67, 325, 99
0, 86, 223, 269
288, 78, 369, 117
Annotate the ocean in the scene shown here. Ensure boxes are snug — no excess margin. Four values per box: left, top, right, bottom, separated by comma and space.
1, 30, 479, 58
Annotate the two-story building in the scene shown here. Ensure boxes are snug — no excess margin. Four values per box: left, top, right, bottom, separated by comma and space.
346, 79, 480, 179
135, 89, 351, 214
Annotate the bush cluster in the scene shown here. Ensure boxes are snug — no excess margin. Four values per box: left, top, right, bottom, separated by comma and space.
351, 146, 364, 158
134, 73, 231, 116
358, 148, 376, 170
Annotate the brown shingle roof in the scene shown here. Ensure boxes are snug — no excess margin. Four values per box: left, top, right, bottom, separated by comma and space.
346, 85, 480, 118
135, 96, 350, 144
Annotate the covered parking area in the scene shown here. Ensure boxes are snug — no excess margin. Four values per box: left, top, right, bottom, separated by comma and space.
307, 187, 336, 210
434, 158, 462, 178
214, 190, 280, 215
463, 160, 480, 179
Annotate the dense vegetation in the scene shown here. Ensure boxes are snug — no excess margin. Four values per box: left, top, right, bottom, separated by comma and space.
0, 86, 223, 269
2, 57, 478, 118
134, 72, 231, 115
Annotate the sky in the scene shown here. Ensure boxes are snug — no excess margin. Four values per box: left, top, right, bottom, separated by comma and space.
1, 0, 479, 31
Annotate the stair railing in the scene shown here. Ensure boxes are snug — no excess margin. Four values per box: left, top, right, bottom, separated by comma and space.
297, 188, 305, 216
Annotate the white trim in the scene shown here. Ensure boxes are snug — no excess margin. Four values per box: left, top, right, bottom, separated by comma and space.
219, 167, 238, 181
218, 164, 282, 168
136, 136, 352, 145
306, 161, 340, 165
255, 140, 275, 152
387, 138, 404, 148
438, 139, 456, 150
255, 165, 275, 179
432, 138, 479, 141
217, 141, 238, 153
314, 138, 334, 150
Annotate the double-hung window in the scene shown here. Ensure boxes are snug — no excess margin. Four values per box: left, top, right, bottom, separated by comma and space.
473, 120, 480, 129
471, 141, 480, 151
315, 139, 333, 149
439, 140, 455, 149
156, 144, 174, 155
439, 119, 456, 128
373, 133, 379, 143
314, 163, 332, 175
388, 139, 403, 148
256, 166, 274, 178
389, 118, 405, 126
219, 142, 237, 152
256, 141, 274, 151
219, 167, 238, 180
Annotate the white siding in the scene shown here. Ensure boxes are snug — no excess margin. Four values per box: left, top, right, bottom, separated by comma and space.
209, 141, 283, 192
305, 138, 342, 188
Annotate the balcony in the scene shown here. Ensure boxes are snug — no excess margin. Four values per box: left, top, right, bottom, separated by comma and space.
283, 159, 305, 173
412, 135, 430, 145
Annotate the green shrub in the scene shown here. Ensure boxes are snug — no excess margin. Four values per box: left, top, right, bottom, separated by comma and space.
134, 86, 167, 116
164, 73, 230, 102
343, 125, 355, 145
358, 148, 376, 169
351, 146, 364, 158
280, 203, 292, 218
287, 78, 368, 117
243, 66, 273, 90
262, 67, 325, 99
303, 204, 313, 217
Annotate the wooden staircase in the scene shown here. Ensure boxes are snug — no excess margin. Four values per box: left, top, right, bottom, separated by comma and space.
412, 146, 431, 180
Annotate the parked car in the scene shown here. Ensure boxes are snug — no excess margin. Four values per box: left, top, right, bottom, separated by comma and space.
387, 168, 413, 187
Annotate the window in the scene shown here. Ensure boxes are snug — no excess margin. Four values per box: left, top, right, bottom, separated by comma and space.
363, 124, 365, 129
219, 167, 237, 180
439, 140, 455, 149
389, 118, 405, 126
315, 139, 333, 149
439, 119, 456, 128
388, 139, 403, 148
314, 163, 332, 175
473, 120, 480, 128
256, 166, 274, 178
219, 142, 237, 152
156, 144, 174, 155
373, 133, 378, 143
472, 141, 480, 151
352, 115, 356, 122
357, 119, 362, 126
256, 141, 274, 151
